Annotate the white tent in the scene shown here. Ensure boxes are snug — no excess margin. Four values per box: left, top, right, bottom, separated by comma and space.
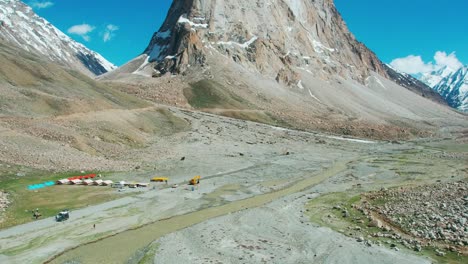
102, 180, 113, 186
56, 179, 70, 185
70, 179, 83, 185
93, 179, 103, 186
83, 179, 94, 185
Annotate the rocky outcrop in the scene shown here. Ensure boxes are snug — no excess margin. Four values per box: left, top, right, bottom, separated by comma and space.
143, 0, 392, 84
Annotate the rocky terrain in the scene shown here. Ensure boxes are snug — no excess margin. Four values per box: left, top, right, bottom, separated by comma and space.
363, 181, 468, 255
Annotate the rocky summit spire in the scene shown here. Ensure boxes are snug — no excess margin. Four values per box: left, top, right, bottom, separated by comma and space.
143, 0, 390, 84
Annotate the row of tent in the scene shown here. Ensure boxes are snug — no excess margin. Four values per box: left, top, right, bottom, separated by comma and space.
56, 179, 113, 186
67, 174, 97, 181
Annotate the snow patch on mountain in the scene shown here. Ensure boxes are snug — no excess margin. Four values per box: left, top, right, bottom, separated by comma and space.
312, 39, 335, 54
216, 36, 258, 49
307, 88, 321, 103
178, 15, 208, 29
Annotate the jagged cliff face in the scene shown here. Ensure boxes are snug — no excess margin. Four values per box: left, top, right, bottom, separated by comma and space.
0, 0, 115, 76
143, 0, 389, 85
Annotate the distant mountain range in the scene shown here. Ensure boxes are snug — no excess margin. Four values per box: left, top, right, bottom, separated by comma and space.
0, 0, 115, 76
418, 66, 468, 112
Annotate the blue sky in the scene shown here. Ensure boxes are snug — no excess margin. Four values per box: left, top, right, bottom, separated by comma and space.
30, 0, 173, 66
30, 0, 466, 73
334, 0, 467, 73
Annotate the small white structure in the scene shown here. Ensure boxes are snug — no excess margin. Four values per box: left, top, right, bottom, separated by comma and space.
102, 180, 114, 186
56, 179, 70, 185
83, 179, 94, 185
93, 180, 103, 186
70, 179, 83, 185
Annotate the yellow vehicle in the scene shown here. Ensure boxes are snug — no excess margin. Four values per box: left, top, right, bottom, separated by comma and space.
151, 177, 168, 183
189, 175, 201, 185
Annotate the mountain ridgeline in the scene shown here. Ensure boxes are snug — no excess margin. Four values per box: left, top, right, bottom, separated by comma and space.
419, 65, 468, 112
0, 0, 115, 76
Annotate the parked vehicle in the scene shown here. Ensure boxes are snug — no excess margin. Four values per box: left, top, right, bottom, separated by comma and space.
55, 210, 70, 222
189, 175, 201, 185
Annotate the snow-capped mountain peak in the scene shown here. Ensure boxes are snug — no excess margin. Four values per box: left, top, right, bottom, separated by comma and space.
0, 0, 115, 76
432, 66, 468, 112
419, 65, 457, 88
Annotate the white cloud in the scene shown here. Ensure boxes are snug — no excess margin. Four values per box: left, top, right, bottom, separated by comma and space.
103, 24, 119, 42
29, 1, 54, 9
67, 24, 95, 42
433, 51, 463, 70
389, 55, 433, 74
390, 51, 463, 74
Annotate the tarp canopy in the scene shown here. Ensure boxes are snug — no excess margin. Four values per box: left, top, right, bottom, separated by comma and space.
28, 181, 55, 190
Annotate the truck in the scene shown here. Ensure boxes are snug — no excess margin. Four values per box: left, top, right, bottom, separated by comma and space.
189, 175, 201, 185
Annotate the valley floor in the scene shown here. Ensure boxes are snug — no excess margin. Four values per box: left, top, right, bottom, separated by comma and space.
0, 109, 466, 264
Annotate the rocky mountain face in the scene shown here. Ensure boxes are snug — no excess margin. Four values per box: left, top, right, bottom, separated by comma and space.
0, 0, 115, 76
106, 0, 466, 140
141, 0, 427, 92
432, 66, 468, 112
